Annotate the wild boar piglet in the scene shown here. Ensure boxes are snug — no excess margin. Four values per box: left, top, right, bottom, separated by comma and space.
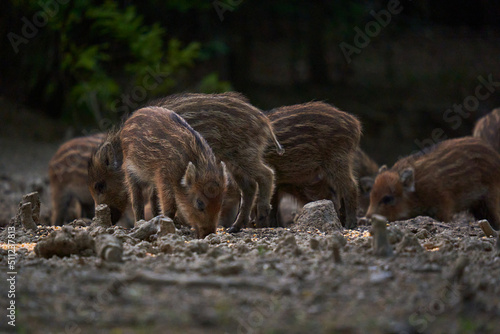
366, 137, 500, 229
49, 133, 105, 225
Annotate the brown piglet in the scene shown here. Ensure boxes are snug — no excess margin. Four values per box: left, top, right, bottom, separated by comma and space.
151, 92, 283, 232
49, 133, 105, 225
366, 137, 500, 229
264, 102, 361, 229
90, 107, 227, 238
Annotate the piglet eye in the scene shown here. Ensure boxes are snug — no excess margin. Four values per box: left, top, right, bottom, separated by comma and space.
196, 198, 206, 211
381, 195, 395, 205
94, 181, 106, 194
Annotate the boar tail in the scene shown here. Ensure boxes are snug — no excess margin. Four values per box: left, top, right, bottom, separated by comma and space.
268, 125, 284, 156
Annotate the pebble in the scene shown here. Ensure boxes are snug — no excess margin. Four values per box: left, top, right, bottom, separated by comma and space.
310, 238, 320, 250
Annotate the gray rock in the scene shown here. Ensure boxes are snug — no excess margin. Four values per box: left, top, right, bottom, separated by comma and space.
371, 215, 394, 257
292, 200, 342, 233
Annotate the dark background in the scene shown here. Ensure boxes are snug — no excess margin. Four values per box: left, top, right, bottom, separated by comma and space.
1, 0, 500, 165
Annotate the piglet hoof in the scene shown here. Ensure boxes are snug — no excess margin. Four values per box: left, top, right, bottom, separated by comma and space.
227, 225, 241, 234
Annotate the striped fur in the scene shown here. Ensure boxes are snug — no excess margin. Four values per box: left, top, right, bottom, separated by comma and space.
90, 107, 227, 238
150, 92, 282, 232
366, 137, 500, 228
48, 133, 105, 225
264, 101, 362, 228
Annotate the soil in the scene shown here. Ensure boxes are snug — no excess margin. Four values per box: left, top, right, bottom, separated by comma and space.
1, 105, 500, 334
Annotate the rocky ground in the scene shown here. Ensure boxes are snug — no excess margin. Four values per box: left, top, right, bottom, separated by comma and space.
1, 103, 499, 334
1, 183, 500, 334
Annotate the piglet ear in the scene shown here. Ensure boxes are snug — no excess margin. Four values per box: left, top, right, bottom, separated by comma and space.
400, 168, 415, 192
378, 165, 388, 174
359, 176, 375, 194
99, 142, 118, 170
182, 162, 196, 188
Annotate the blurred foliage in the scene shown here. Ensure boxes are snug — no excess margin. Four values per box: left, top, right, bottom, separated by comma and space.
5, 0, 231, 127
197, 72, 232, 93
2, 0, 499, 133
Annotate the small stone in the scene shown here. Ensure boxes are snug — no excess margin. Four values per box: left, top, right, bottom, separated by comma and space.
310, 238, 320, 250
157, 216, 176, 237
478, 219, 498, 238
95, 234, 123, 262
22, 192, 41, 224
34, 227, 94, 258
293, 200, 342, 233
130, 218, 159, 240
19, 202, 38, 231
371, 215, 393, 257
332, 241, 342, 264
93, 204, 112, 227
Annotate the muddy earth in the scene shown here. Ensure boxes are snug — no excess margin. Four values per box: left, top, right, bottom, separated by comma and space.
1, 107, 500, 334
